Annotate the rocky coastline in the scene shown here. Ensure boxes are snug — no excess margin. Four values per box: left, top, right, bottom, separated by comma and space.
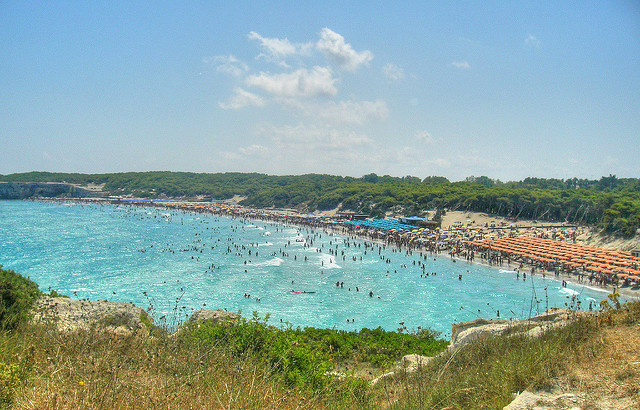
31, 296, 240, 337
0, 182, 100, 199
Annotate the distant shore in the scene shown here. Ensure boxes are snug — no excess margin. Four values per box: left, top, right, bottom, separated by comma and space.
27, 197, 640, 304
303, 219, 639, 302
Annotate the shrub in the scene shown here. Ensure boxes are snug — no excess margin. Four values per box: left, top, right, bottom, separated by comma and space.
178, 313, 448, 394
0, 266, 42, 330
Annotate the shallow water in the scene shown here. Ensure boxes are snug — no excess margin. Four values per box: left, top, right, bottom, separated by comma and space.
0, 201, 611, 337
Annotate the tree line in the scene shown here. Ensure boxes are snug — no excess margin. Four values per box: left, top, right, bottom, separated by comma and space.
1, 171, 638, 237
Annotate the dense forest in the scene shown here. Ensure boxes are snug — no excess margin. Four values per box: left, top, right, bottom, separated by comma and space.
2, 171, 639, 237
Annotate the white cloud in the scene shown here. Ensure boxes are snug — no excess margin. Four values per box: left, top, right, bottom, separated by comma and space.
525, 34, 541, 48
315, 99, 388, 125
227, 123, 374, 174
248, 31, 298, 64
261, 123, 372, 150
218, 87, 264, 110
203, 55, 249, 77
238, 144, 269, 157
430, 158, 451, 168
316, 28, 373, 71
383, 63, 405, 81
319, 129, 372, 150
451, 61, 470, 69
415, 130, 440, 145
276, 98, 388, 125
220, 151, 240, 161
246, 66, 337, 98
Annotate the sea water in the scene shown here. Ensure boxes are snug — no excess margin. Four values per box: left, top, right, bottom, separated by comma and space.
0, 200, 611, 337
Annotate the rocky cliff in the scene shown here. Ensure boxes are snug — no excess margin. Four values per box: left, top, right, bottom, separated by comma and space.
0, 182, 97, 199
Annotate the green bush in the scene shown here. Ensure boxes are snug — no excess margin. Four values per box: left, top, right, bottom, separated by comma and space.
0, 266, 42, 330
179, 313, 448, 393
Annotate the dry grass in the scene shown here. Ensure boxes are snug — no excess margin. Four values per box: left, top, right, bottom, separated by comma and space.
3, 301, 639, 409
558, 305, 640, 408
3, 323, 317, 409
377, 301, 640, 409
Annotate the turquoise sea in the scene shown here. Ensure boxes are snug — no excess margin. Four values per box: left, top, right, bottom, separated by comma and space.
0, 200, 611, 337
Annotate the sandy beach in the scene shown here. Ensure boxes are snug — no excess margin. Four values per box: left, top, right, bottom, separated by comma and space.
237, 206, 640, 302
450, 254, 639, 301
43, 198, 640, 304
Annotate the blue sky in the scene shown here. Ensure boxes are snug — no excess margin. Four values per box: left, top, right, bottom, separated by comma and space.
1, 1, 639, 181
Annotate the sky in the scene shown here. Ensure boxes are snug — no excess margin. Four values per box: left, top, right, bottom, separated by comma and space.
1, 1, 639, 182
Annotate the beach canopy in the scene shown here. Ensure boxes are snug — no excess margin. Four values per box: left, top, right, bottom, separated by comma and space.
466, 236, 638, 279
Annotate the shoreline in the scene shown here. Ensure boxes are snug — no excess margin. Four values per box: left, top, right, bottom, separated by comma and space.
17, 198, 640, 307
231, 208, 639, 302
450, 254, 639, 301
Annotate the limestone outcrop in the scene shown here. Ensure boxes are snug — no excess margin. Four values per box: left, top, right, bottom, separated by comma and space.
370, 354, 434, 385
0, 182, 97, 199
32, 296, 150, 337
450, 309, 584, 347
504, 390, 585, 409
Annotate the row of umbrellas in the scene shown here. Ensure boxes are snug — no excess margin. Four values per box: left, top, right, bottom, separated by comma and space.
467, 236, 640, 281
149, 202, 640, 283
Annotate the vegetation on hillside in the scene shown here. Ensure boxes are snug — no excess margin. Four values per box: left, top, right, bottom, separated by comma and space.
1, 265, 638, 408
388, 299, 640, 408
0, 267, 448, 408
2, 171, 639, 236
0, 265, 41, 330
180, 312, 447, 391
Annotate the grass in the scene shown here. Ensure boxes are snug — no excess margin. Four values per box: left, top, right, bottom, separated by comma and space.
3, 318, 437, 408
381, 300, 640, 409
179, 312, 447, 391
1, 322, 312, 408
382, 318, 593, 408
1, 265, 639, 408
0, 267, 447, 408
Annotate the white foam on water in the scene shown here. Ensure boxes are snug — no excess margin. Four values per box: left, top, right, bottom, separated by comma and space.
559, 287, 580, 296
264, 232, 271, 236
319, 254, 341, 269
578, 284, 614, 294
0, 201, 620, 334
499, 269, 517, 274
255, 257, 284, 267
